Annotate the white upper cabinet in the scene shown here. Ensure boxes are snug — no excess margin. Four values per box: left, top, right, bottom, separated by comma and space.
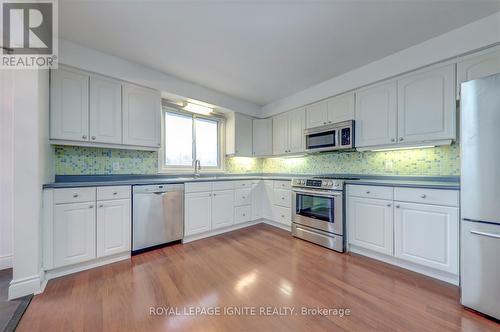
272, 113, 289, 155
287, 108, 306, 153
90, 76, 122, 144
306, 101, 328, 128
122, 84, 161, 148
252, 119, 273, 157
226, 112, 253, 156
355, 81, 398, 147
327, 92, 355, 124
457, 46, 500, 97
397, 64, 456, 143
50, 67, 90, 141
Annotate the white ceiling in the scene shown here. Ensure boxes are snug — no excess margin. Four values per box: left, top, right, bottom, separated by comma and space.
59, 1, 500, 107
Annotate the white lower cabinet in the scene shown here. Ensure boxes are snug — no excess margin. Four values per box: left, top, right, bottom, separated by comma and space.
97, 199, 131, 258
211, 190, 235, 230
185, 192, 212, 236
347, 184, 459, 284
235, 206, 252, 224
348, 197, 393, 255
46, 186, 132, 271
53, 202, 96, 268
394, 202, 458, 274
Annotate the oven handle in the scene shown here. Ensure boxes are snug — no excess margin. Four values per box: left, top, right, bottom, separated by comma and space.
292, 189, 342, 198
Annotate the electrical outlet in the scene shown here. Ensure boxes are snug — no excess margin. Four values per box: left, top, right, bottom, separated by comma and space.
384, 160, 394, 171
112, 162, 120, 171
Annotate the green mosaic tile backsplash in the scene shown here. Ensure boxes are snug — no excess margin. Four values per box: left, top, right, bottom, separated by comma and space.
54, 144, 460, 176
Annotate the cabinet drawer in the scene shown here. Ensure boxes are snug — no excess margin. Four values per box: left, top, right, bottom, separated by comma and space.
235, 188, 252, 206
272, 205, 291, 226
54, 187, 96, 204
185, 182, 212, 193
273, 189, 291, 208
394, 187, 458, 207
274, 180, 291, 190
234, 180, 252, 189
97, 186, 131, 201
235, 206, 252, 224
348, 185, 393, 200
212, 181, 235, 191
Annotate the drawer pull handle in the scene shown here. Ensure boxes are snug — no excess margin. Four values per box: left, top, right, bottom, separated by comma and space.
73, 194, 79, 198
470, 230, 500, 239
420, 194, 427, 199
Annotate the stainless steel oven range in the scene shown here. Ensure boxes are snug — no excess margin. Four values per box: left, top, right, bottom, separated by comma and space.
291, 177, 348, 252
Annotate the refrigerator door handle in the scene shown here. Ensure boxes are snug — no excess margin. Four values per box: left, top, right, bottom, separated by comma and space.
470, 230, 500, 239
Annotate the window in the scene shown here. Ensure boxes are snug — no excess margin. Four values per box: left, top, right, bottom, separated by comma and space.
161, 109, 223, 172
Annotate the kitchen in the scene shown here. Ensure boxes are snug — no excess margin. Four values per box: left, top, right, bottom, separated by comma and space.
1, 1, 500, 331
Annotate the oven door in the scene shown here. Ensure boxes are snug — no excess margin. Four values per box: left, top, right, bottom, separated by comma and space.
292, 189, 343, 236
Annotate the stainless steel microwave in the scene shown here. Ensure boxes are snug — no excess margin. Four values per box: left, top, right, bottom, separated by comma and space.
305, 120, 354, 152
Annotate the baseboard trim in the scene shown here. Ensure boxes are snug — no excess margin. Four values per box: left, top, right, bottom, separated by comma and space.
0, 254, 13, 270
349, 245, 459, 285
183, 220, 261, 243
261, 219, 292, 232
8, 274, 42, 300
44, 252, 131, 282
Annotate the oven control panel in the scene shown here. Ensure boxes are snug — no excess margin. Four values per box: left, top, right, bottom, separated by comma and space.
292, 178, 343, 190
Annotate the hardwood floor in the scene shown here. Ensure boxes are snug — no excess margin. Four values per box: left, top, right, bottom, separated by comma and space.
18, 224, 499, 331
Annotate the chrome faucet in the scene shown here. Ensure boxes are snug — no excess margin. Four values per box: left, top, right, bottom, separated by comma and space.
193, 159, 201, 177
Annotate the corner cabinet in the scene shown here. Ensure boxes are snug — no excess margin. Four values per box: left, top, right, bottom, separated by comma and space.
457, 46, 500, 98
272, 108, 305, 155
355, 64, 456, 149
50, 66, 161, 150
122, 84, 161, 148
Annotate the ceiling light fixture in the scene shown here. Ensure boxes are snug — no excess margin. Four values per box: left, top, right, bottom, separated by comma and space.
183, 102, 213, 115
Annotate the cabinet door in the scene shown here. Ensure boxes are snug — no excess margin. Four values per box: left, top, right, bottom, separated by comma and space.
306, 102, 328, 129
185, 192, 211, 236
348, 197, 393, 255
53, 202, 96, 268
273, 113, 288, 155
327, 93, 355, 124
90, 76, 122, 144
262, 181, 274, 220
97, 199, 131, 258
235, 113, 253, 156
50, 67, 89, 141
397, 65, 456, 143
288, 108, 306, 153
457, 47, 500, 98
272, 205, 291, 226
211, 190, 234, 230
394, 202, 458, 274
122, 84, 161, 148
252, 119, 273, 156
355, 81, 397, 147
251, 180, 263, 220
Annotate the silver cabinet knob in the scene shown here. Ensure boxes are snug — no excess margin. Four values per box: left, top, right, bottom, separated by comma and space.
243, 213, 246, 216
399, 137, 404, 141
91, 136, 96, 140
366, 191, 370, 194
213, 193, 216, 197
82, 135, 87, 139
99, 204, 104, 208
323, 122, 327, 125
89, 205, 93, 209
281, 215, 285, 218
421, 194, 427, 199
391, 138, 396, 142
395, 205, 400, 208
281, 197, 285, 200
73, 194, 79, 198
242, 196, 246, 199
387, 204, 391, 207
113, 192, 118, 195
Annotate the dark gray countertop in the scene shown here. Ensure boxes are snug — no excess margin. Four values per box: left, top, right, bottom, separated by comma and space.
43, 173, 460, 190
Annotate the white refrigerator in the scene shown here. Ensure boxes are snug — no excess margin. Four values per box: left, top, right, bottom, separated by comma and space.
460, 73, 500, 320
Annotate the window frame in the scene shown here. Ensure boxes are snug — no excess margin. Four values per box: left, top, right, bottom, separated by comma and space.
159, 107, 225, 174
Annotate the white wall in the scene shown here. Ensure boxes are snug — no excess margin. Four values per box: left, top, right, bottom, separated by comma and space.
261, 11, 500, 117
7, 70, 52, 299
58, 39, 262, 117
0, 70, 14, 270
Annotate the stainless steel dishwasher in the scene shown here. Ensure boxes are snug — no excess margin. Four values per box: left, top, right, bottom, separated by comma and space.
132, 184, 184, 252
